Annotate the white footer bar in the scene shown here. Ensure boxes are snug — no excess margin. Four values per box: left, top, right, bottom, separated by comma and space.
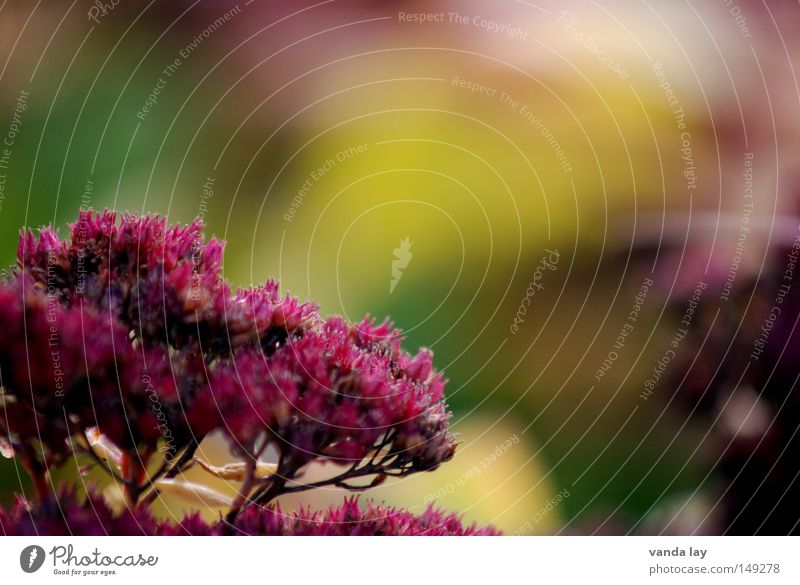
1, 536, 798, 584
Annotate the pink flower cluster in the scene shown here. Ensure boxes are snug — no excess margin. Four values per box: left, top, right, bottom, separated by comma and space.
0, 489, 498, 536
0, 210, 463, 532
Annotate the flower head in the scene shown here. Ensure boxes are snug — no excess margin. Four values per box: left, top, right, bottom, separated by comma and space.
0, 489, 497, 536
1, 209, 460, 530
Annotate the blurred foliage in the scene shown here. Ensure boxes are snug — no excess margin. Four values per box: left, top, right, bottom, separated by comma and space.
3, 0, 791, 533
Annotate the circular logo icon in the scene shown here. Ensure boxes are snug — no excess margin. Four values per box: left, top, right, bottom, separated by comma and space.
19, 545, 45, 573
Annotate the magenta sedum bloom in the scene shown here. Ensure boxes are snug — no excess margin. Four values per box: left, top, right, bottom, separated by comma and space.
0, 209, 481, 535
0, 489, 498, 536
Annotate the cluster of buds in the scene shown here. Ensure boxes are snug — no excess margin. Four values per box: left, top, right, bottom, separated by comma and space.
0, 210, 469, 534
1, 489, 497, 536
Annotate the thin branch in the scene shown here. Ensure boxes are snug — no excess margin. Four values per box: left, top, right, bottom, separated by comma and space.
367, 430, 395, 467
75, 444, 125, 484
139, 440, 202, 507
225, 440, 269, 523
276, 461, 381, 496
164, 440, 202, 479
244, 452, 293, 511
